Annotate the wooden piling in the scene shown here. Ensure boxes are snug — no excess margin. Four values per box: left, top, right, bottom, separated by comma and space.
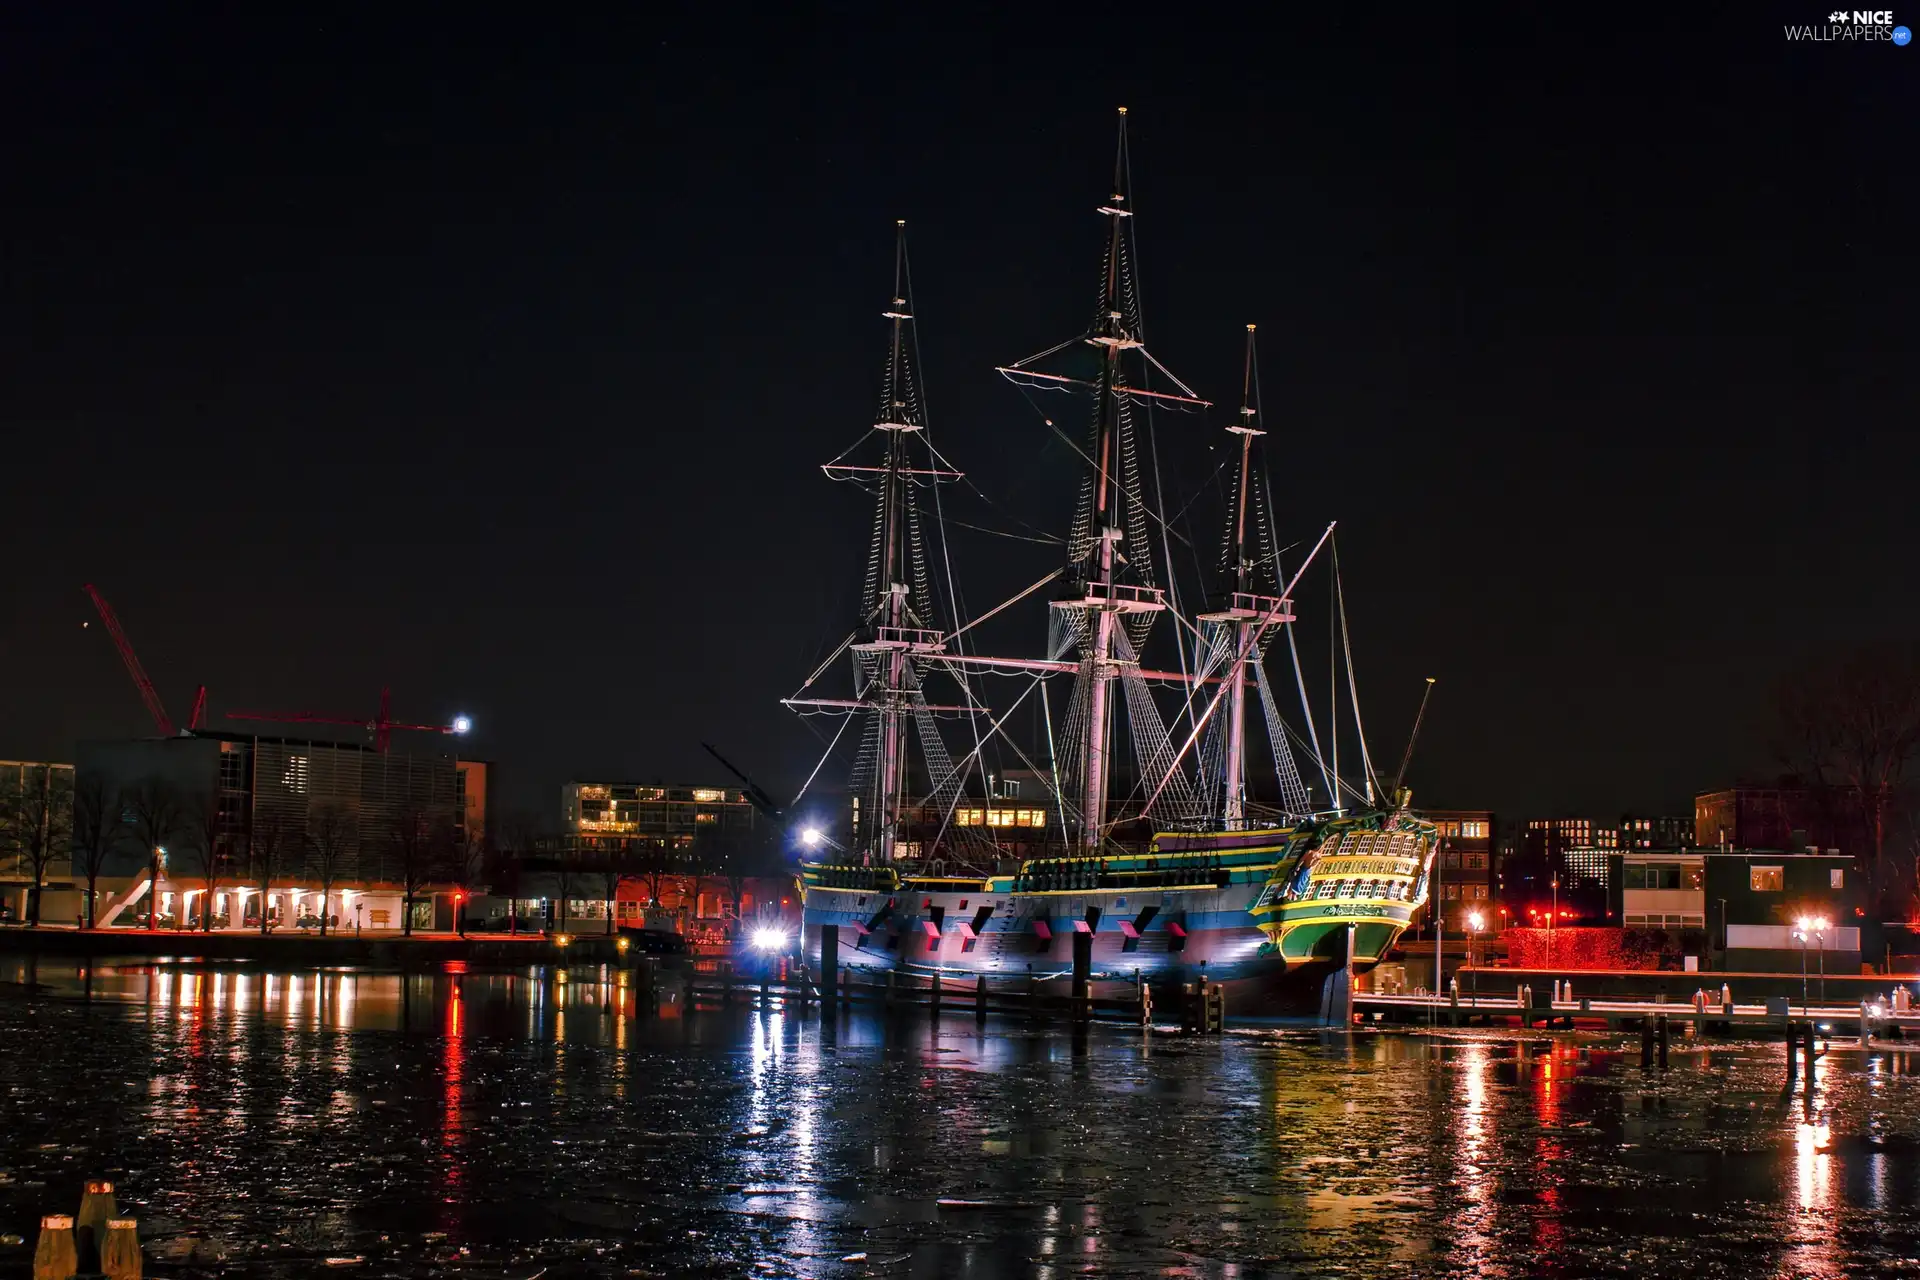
975, 975, 988, 1024
34, 1214, 76, 1280
1640, 1020, 1654, 1069
75, 1179, 116, 1271
99, 1220, 140, 1280
885, 969, 896, 1008
930, 969, 942, 1014
1803, 1021, 1817, 1089
1786, 1023, 1799, 1087
820, 926, 840, 1008
1657, 1015, 1670, 1069
1071, 931, 1092, 1020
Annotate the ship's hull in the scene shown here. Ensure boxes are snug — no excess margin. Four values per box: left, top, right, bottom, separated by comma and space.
798, 815, 1433, 1016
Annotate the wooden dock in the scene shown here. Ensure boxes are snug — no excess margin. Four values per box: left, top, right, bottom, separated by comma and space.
1356, 987, 1920, 1041
624, 958, 1228, 1032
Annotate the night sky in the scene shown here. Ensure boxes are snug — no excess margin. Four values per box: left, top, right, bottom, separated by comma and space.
4, 5, 1914, 826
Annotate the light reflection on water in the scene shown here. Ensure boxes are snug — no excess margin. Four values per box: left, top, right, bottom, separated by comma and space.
5, 957, 1920, 1277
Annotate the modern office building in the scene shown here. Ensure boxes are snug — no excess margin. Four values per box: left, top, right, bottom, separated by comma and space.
74, 732, 468, 930
1620, 814, 1693, 849
0, 760, 76, 922
561, 781, 758, 848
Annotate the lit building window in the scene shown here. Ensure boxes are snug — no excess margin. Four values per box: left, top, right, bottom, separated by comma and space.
1751, 866, 1784, 892
691, 789, 728, 803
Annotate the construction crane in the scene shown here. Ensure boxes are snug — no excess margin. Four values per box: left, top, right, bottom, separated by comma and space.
223, 687, 471, 753
82, 584, 206, 737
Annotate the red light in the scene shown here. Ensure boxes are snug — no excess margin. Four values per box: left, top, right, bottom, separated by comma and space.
453, 891, 465, 903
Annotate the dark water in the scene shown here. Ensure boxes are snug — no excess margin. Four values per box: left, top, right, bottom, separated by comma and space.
4, 957, 1920, 1278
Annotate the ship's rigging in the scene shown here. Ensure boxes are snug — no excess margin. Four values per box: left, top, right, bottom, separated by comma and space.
787, 109, 1394, 868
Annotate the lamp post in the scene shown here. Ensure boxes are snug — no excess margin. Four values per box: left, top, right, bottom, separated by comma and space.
1814, 915, 1830, 1004
1548, 876, 1559, 969
1467, 911, 1484, 1008
1794, 916, 1811, 1016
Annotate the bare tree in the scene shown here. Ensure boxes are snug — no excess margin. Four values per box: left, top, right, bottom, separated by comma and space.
306, 803, 354, 937
490, 813, 540, 934
389, 808, 435, 936
124, 778, 181, 930
248, 809, 289, 935
1778, 642, 1920, 901
71, 775, 124, 929
442, 819, 489, 936
2, 767, 73, 926
594, 840, 630, 935
177, 791, 233, 932
553, 841, 578, 935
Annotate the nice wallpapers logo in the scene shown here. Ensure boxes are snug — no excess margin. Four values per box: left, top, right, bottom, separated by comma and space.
1785, 9, 1913, 41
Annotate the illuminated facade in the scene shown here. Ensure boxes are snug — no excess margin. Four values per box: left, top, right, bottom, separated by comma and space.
0, 760, 76, 922
1421, 808, 1496, 933
74, 733, 467, 930
561, 781, 757, 848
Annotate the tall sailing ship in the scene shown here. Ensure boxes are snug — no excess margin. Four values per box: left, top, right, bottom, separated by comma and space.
783, 110, 1438, 1015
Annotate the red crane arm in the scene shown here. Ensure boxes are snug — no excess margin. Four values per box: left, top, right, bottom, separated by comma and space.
83, 584, 176, 737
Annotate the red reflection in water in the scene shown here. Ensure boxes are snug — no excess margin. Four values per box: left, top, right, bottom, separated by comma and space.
1531, 1048, 1567, 1266
442, 980, 466, 1212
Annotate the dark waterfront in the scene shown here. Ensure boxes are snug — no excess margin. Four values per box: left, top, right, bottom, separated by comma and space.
5, 958, 1920, 1278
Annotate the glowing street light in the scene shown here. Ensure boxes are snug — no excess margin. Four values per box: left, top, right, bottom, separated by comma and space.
750, 927, 788, 953
799, 827, 824, 849
451, 715, 473, 735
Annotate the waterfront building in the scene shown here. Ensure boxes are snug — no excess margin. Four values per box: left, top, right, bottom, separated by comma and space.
1621, 814, 1692, 849
72, 733, 475, 931
1705, 849, 1870, 972
561, 781, 757, 850
0, 759, 77, 923
1694, 786, 1859, 852
1420, 809, 1495, 933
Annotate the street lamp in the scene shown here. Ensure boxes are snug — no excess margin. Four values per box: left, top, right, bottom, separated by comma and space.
1467, 910, 1485, 1008
1813, 915, 1830, 1004
1794, 915, 1815, 1016
1548, 877, 1559, 969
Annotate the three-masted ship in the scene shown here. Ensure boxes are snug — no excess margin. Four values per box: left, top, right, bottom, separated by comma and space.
784, 110, 1437, 1015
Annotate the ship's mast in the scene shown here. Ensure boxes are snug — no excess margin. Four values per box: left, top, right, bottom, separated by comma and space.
995, 108, 1212, 850
1197, 325, 1293, 827
798, 221, 966, 865
872, 222, 916, 863
1222, 327, 1261, 824
1076, 112, 1136, 851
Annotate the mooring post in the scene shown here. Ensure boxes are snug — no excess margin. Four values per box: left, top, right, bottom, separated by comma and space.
1140, 980, 1154, 1030
930, 968, 942, 1014
1803, 1021, 1817, 1090
975, 975, 989, 1024
1658, 1014, 1670, 1069
820, 926, 840, 1010
1071, 930, 1092, 1021
1786, 1022, 1799, 1088
35, 1214, 77, 1280
1025, 971, 1039, 1022
99, 1219, 140, 1280
885, 969, 896, 1008
1640, 1019, 1654, 1069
